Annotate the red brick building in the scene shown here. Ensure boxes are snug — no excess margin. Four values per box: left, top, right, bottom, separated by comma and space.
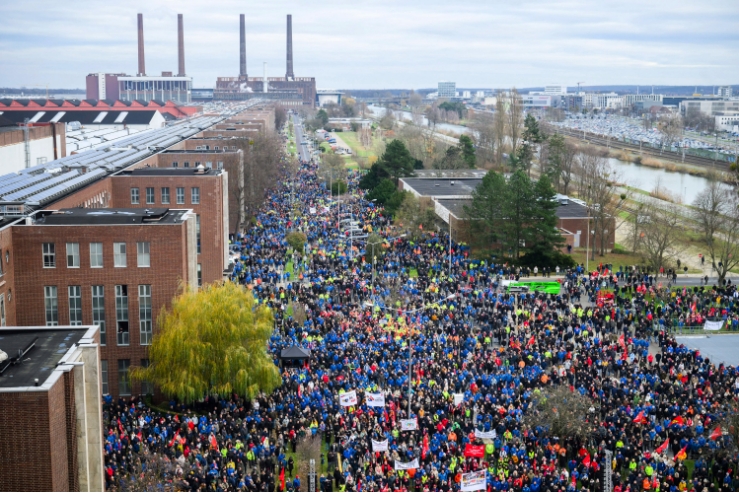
0, 325, 103, 491
12, 208, 197, 397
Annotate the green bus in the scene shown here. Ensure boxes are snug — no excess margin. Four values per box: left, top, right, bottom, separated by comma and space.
504, 280, 561, 295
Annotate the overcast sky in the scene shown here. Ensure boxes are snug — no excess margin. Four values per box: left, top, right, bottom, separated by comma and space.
1, 0, 737, 91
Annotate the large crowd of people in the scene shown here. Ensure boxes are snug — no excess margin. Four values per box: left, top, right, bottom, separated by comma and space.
103, 120, 739, 492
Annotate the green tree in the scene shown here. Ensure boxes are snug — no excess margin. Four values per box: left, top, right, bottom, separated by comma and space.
458, 134, 476, 168
514, 114, 546, 175
316, 109, 329, 127
366, 178, 399, 205
358, 162, 389, 191
543, 134, 566, 191
527, 174, 564, 257
464, 170, 507, 250
502, 170, 537, 258
377, 139, 415, 185
286, 231, 307, 253
132, 283, 281, 403
330, 180, 348, 195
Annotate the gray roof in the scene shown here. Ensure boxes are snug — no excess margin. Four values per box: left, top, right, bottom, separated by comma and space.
412, 169, 487, 179
0, 327, 89, 388
33, 208, 187, 226
555, 200, 588, 219
401, 178, 482, 198
436, 199, 472, 219
119, 168, 219, 177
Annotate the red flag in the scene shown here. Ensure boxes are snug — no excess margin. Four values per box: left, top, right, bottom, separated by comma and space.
655, 437, 669, 454
633, 411, 647, 425
464, 444, 485, 458
280, 467, 285, 491
670, 416, 684, 426
711, 426, 722, 441
676, 445, 687, 461
618, 334, 625, 348
527, 335, 535, 347
422, 435, 429, 459
582, 454, 591, 468
210, 434, 218, 450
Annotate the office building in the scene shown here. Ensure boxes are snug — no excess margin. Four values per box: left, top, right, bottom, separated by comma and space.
438, 81, 456, 99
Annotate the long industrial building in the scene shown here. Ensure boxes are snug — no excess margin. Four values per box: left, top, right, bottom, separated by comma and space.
214, 14, 316, 107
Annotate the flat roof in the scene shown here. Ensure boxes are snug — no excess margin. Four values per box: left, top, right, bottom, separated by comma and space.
555, 200, 588, 219
0, 328, 88, 388
412, 169, 487, 179
160, 149, 238, 154
402, 177, 482, 197
436, 199, 472, 219
118, 167, 220, 176
33, 208, 188, 225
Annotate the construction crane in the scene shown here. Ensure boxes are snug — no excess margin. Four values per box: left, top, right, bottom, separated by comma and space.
577, 82, 585, 93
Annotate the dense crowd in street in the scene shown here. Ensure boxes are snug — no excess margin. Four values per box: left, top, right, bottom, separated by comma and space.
102, 119, 739, 492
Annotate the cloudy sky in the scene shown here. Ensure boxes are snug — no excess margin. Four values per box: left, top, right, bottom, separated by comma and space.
1, 0, 737, 90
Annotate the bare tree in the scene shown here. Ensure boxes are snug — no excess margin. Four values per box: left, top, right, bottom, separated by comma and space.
657, 113, 683, 151
470, 113, 496, 167
493, 95, 507, 167
574, 148, 626, 257
639, 199, 684, 270
523, 385, 600, 442
395, 194, 437, 238
118, 450, 190, 492
560, 139, 578, 195
506, 88, 524, 157
235, 131, 288, 225
293, 436, 322, 492
319, 153, 347, 184
692, 176, 739, 283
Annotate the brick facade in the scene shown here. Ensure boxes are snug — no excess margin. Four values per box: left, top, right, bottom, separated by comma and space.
11, 217, 196, 397
111, 169, 228, 283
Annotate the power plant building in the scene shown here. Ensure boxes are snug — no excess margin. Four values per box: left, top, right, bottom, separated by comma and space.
86, 14, 192, 104
214, 14, 316, 107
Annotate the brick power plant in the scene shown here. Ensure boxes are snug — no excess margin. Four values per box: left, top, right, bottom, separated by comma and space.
214, 14, 317, 107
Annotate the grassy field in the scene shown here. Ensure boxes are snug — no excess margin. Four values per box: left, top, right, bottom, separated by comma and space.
569, 247, 646, 270
340, 131, 380, 159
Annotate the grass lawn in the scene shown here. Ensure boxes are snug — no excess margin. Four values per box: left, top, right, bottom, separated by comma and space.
340, 132, 378, 159
409, 268, 419, 278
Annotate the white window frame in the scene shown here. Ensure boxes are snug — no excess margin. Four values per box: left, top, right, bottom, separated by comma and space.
161, 187, 170, 204
114, 242, 127, 268
43, 243, 55, 268
92, 285, 105, 345
145, 187, 155, 204
66, 242, 80, 268
68, 285, 82, 326
191, 187, 200, 204
115, 285, 129, 346
90, 242, 103, 268
137, 242, 150, 268
44, 286, 58, 326
139, 285, 152, 345
176, 187, 185, 204
130, 187, 140, 205
118, 359, 131, 396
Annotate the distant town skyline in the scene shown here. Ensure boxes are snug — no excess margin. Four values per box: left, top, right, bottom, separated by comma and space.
1, 0, 737, 90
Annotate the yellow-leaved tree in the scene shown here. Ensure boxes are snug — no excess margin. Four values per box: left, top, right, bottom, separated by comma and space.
132, 282, 281, 403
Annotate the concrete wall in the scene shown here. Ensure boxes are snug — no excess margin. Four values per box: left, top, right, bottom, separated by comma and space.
0, 125, 66, 174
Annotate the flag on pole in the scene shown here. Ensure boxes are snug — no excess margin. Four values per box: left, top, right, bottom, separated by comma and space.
633, 411, 647, 424
655, 437, 670, 455
280, 467, 285, 491
676, 445, 687, 461
710, 426, 722, 441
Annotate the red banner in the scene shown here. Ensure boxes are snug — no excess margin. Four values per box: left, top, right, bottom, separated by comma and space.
464, 444, 485, 458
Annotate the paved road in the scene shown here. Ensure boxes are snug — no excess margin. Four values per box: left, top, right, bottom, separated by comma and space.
292, 115, 311, 162
675, 335, 739, 366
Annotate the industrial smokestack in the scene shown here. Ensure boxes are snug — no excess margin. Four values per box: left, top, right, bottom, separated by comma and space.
239, 14, 247, 77
137, 13, 146, 76
286, 14, 294, 80
177, 14, 186, 76
263, 62, 268, 93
